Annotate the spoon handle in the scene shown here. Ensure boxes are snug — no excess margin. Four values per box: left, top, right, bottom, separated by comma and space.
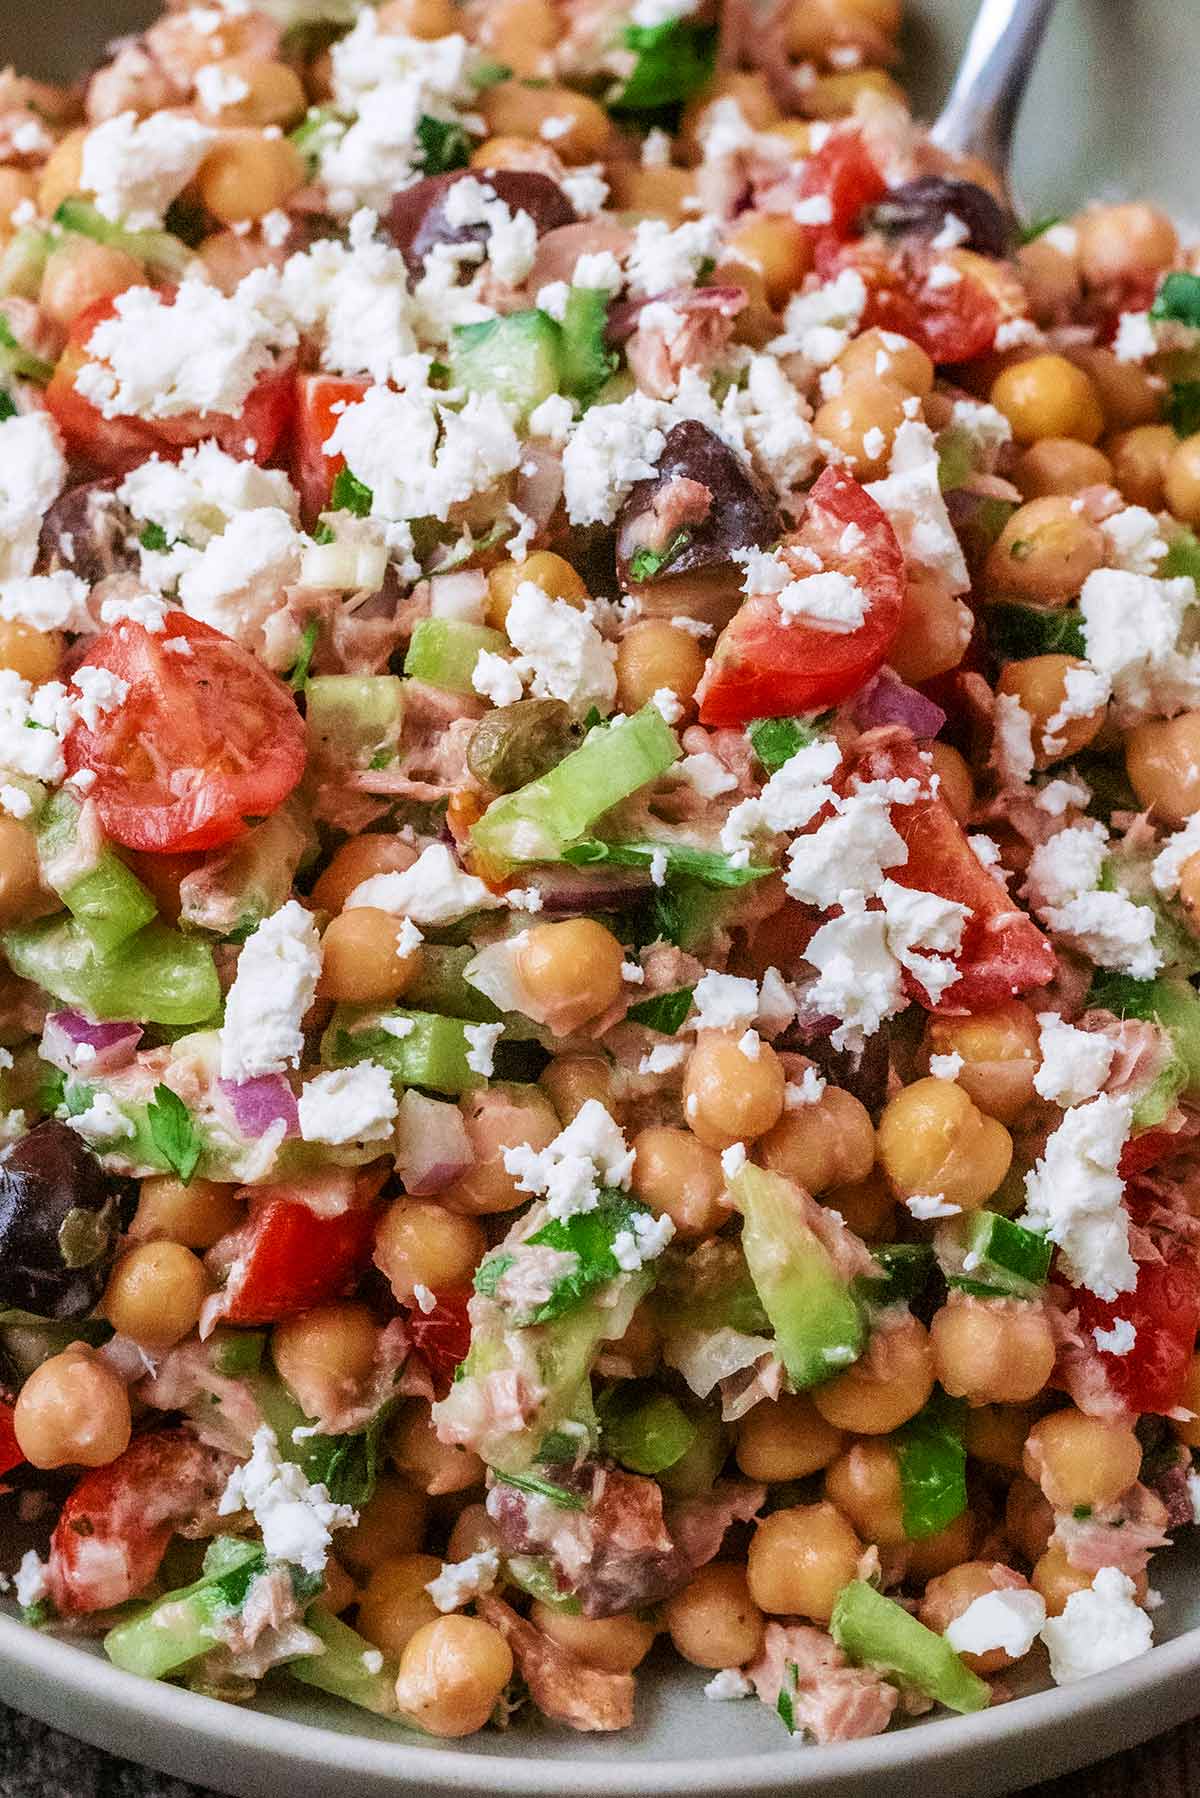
929, 0, 1059, 171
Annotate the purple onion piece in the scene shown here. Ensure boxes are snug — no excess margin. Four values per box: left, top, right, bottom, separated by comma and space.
217, 1075, 300, 1140
852, 668, 946, 739
521, 866, 653, 913
43, 1012, 143, 1075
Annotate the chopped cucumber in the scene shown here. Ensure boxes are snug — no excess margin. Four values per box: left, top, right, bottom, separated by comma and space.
854, 1243, 935, 1310
1089, 970, 1200, 1096
37, 790, 156, 955
289, 1605, 401, 1717
559, 286, 616, 405
0, 226, 55, 299
939, 1210, 1051, 1299
404, 944, 504, 1022
598, 1384, 696, 1475
404, 619, 509, 697
448, 309, 564, 424
322, 1004, 487, 1094
177, 803, 311, 940
2, 917, 221, 1026
830, 1581, 990, 1713
54, 198, 192, 279
896, 1397, 967, 1540
306, 675, 405, 771
104, 1538, 266, 1679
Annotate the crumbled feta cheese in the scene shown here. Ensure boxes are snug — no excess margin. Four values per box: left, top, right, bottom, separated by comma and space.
472, 648, 525, 707
1033, 1013, 1115, 1108
562, 390, 670, 526
945, 1587, 1045, 1659
195, 61, 251, 111
1039, 1567, 1152, 1686
82, 110, 214, 228
13, 1550, 49, 1609
722, 738, 841, 860
0, 784, 32, 820
1025, 821, 1161, 981
442, 176, 538, 286
803, 894, 905, 1053
528, 392, 575, 442
220, 901, 322, 1082
737, 1028, 761, 1061
425, 1546, 501, 1613
948, 398, 1012, 464
1113, 311, 1158, 363
1093, 1318, 1136, 1356
504, 1098, 634, 1219
1041, 662, 1111, 756
638, 1042, 689, 1076
611, 1209, 676, 1271
906, 1194, 961, 1220
279, 211, 424, 385
784, 790, 907, 911
0, 412, 67, 580
692, 971, 759, 1033
720, 1142, 748, 1180
177, 507, 302, 663
776, 569, 867, 633
559, 164, 609, 217
464, 1021, 504, 1078
704, 1667, 754, 1700
118, 443, 298, 551
325, 384, 521, 524
865, 421, 970, 594
298, 1062, 398, 1144
1151, 812, 1200, 899
503, 582, 617, 718
345, 842, 505, 925
0, 572, 91, 635
1022, 1094, 1136, 1300
572, 249, 624, 291
361, 1647, 384, 1674
1036, 775, 1091, 817
626, 217, 720, 296
676, 751, 737, 798
791, 193, 833, 226
218, 1425, 356, 1576
785, 1066, 826, 1108
775, 268, 867, 367
69, 665, 129, 732
1101, 506, 1167, 575
929, 1051, 964, 1081
649, 684, 684, 724
66, 1091, 135, 1146
621, 961, 645, 985
1080, 568, 1200, 724
412, 1283, 437, 1314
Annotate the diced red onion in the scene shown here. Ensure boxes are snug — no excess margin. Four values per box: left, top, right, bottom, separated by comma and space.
43, 1011, 142, 1075
217, 1075, 300, 1140
394, 1090, 472, 1194
522, 866, 651, 914
853, 668, 946, 739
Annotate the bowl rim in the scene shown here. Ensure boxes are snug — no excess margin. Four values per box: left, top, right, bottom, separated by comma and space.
3, 1602, 1200, 1792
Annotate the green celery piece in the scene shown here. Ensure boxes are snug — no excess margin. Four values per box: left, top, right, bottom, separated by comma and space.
729, 1165, 864, 1390
746, 715, 824, 775
944, 1211, 1052, 1299
1089, 971, 1200, 1095
177, 803, 310, 940
626, 985, 694, 1033
54, 198, 191, 279
289, 1605, 401, 1717
562, 838, 771, 888
2, 916, 221, 1026
1151, 271, 1200, 329
404, 619, 509, 696
306, 675, 405, 771
896, 1396, 967, 1540
322, 1004, 485, 1095
599, 1386, 696, 1475
936, 425, 975, 493
988, 602, 1087, 661
559, 286, 617, 405
104, 1539, 265, 1679
830, 1581, 990, 1713
448, 309, 564, 424
208, 1328, 265, 1377
608, 20, 717, 110
853, 1242, 935, 1310
471, 703, 680, 869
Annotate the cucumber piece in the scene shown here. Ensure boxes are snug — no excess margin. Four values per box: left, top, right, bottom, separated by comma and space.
940, 1210, 1052, 1299
559, 287, 616, 404
448, 309, 563, 424
306, 675, 405, 772
854, 1242, 936, 1310
322, 1005, 486, 1094
830, 1581, 991, 1713
598, 1385, 696, 1475
37, 790, 157, 956
104, 1539, 266, 1679
404, 619, 509, 697
1089, 970, 1200, 1096
54, 198, 192, 279
2, 917, 221, 1026
289, 1605, 401, 1717
404, 944, 503, 1022
896, 1396, 967, 1540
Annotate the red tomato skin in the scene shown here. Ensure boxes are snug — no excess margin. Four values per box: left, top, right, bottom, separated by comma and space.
0, 1401, 22, 1480
45, 297, 292, 475
291, 373, 370, 526
63, 610, 307, 855
406, 1289, 473, 1396
699, 469, 905, 726
211, 1167, 388, 1327
798, 130, 887, 255
1069, 1251, 1200, 1416
843, 736, 1057, 1010
824, 240, 1000, 364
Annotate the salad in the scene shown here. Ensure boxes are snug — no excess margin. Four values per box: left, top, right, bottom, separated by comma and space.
0, 0, 1199, 1751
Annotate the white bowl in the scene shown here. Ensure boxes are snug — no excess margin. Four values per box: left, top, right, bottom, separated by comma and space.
4, 1, 1200, 1792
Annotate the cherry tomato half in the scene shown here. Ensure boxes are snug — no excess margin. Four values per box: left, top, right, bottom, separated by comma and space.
63, 610, 307, 854
291, 372, 370, 526
1070, 1248, 1200, 1417
406, 1289, 473, 1396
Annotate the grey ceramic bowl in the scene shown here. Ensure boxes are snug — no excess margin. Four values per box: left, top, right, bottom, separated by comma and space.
3, 3, 1200, 1794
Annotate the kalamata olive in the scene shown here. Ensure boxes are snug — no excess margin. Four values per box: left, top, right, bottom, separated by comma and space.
385, 170, 577, 274
615, 420, 780, 591
0, 1122, 137, 1320
860, 176, 1013, 260
36, 479, 138, 590
467, 698, 583, 792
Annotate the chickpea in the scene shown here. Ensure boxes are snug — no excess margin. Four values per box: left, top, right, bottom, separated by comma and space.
805, 69, 906, 118
606, 163, 696, 225
1173, 1352, 1200, 1447
812, 377, 908, 479
13, 1346, 131, 1469
1179, 851, 1200, 924
0, 815, 46, 925
905, 1511, 977, 1584
390, 1402, 484, 1496
824, 1440, 906, 1546
1030, 1543, 1095, 1617
1067, 345, 1163, 432
747, 1502, 862, 1622
724, 212, 811, 309
394, 1615, 513, 1737
1013, 437, 1114, 500
631, 1125, 726, 1240
876, 1077, 1013, 1210
1108, 424, 1176, 510
1126, 711, 1200, 828
931, 1297, 1057, 1404
679, 74, 779, 163
924, 1001, 1041, 1125
888, 575, 971, 685
990, 354, 1104, 445
470, 135, 564, 179
1075, 203, 1178, 288
39, 238, 143, 332
824, 1170, 896, 1242
928, 741, 975, 825
357, 1553, 443, 1660
812, 1315, 935, 1435
38, 126, 86, 216
664, 1562, 764, 1669
128, 1174, 243, 1250
1005, 1474, 1054, 1564
541, 1054, 614, 1125
997, 654, 1106, 768
474, 0, 557, 75
271, 1302, 379, 1421
984, 497, 1105, 606
486, 550, 587, 627
340, 1473, 428, 1575
197, 130, 306, 225
441, 1086, 560, 1216
837, 328, 933, 398
446, 1502, 501, 1564
515, 918, 625, 1034
373, 1199, 485, 1305
479, 83, 609, 165
614, 620, 705, 716
312, 834, 417, 914
919, 1563, 1034, 1674
378, 0, 459, 38
531, 1603, 657, 1673
318, 907, 422, 1003
683, 1029, 785, 1150
102, 1241, 210, 1350
1022, 1408, 1142, 1510
195, 55, 307, 128
0, 620, 62, 684
1017, 236, 1081, 322
321, 1556, 357, 1616
1165, 433, 1200, 526
758, 1084, 874, 1195
735, 1393, 845, 1482
964, 1404, 1036, 1472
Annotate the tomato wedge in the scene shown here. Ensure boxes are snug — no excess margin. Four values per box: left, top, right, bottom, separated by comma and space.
0, 1400, 22, 1481
798, 130, 887, 261
45, 296, 293, 476
291, 372, 370, 526
406, 1289, 473, 1396
844, 737, 1057, 1010
63, 610, 307, 854
698, 469, 905, 726
1068, 1248, 1200, 1417
206, 1168, 387, 1328
830, 240, 1001, 364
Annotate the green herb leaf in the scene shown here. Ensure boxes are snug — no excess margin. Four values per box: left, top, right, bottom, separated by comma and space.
287, 618, 319, 694
62, 1082, 94, 1119
609, 20, 717, 111
853, 1242, 935, 1310
562, 838, 771, 888
494, 1468, 586, 1509
139, 522, 170, 553
1019, 214, 1061, 245
147, 1083, 203, 1184
1151, 270, 1200, 330
368, 747, 395, 770
629, 530, 691, 583
312, 522, 336, 546
896, 1395, 967, 1540
525, 1191, 650, 1323
746, 714, 825, 774
415, 114, 471, 175
471, 60, 513, 88
473, 1250, 516, 1297
0, 391, 16, 422
37, 1065, 66, 1115
1170, 381, 1200, 438
626, 985, 695, 1033
330, 466, 373, 518
988, 601, 1087, 661
776, 1660, 799, 1734
1163, 527, 1200, 586
300, 1409, 391, 1509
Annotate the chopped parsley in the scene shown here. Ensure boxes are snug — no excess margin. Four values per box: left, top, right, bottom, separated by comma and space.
415, 114, 471, 175
287, 618, 320, 694
746, 714, 826, 774
1168, 380, 1200, 438
609, 20, 717, 112
330, 466, 373, 517
629, 529, 691, 583
1151, 270, 1200, 329
493, 1468, 586, 1509
147, 1083, 204, 1184
626, 985, 695, 1034
776, 1660, 799, 1733
1018, 214, 1062, 244
139, 522, 170, 553
522, 1192, 652, 1323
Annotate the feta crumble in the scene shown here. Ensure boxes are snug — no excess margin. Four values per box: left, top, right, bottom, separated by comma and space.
1033, 1013, 1115, 1108
1022, 1094, 1136, 1300
945, 1587, 1046, 1660
1039, 1567, 1152, 1686
218, 1425, 357, 1576
298, 1062, 398, 1144
220, 901, 323, 1082
425, 1547, 501, 1613
503, 1098, 635, 1219
344, 842, 505, 926
464, 1021, 504, 1078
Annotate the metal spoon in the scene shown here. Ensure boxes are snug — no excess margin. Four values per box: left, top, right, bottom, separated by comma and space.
929, 0, 1060, 205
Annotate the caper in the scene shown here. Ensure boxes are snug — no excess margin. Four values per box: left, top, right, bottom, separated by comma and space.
467, 699, 582, 793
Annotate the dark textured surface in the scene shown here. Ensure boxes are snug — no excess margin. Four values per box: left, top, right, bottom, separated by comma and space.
0, 1700, 1194, 1796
